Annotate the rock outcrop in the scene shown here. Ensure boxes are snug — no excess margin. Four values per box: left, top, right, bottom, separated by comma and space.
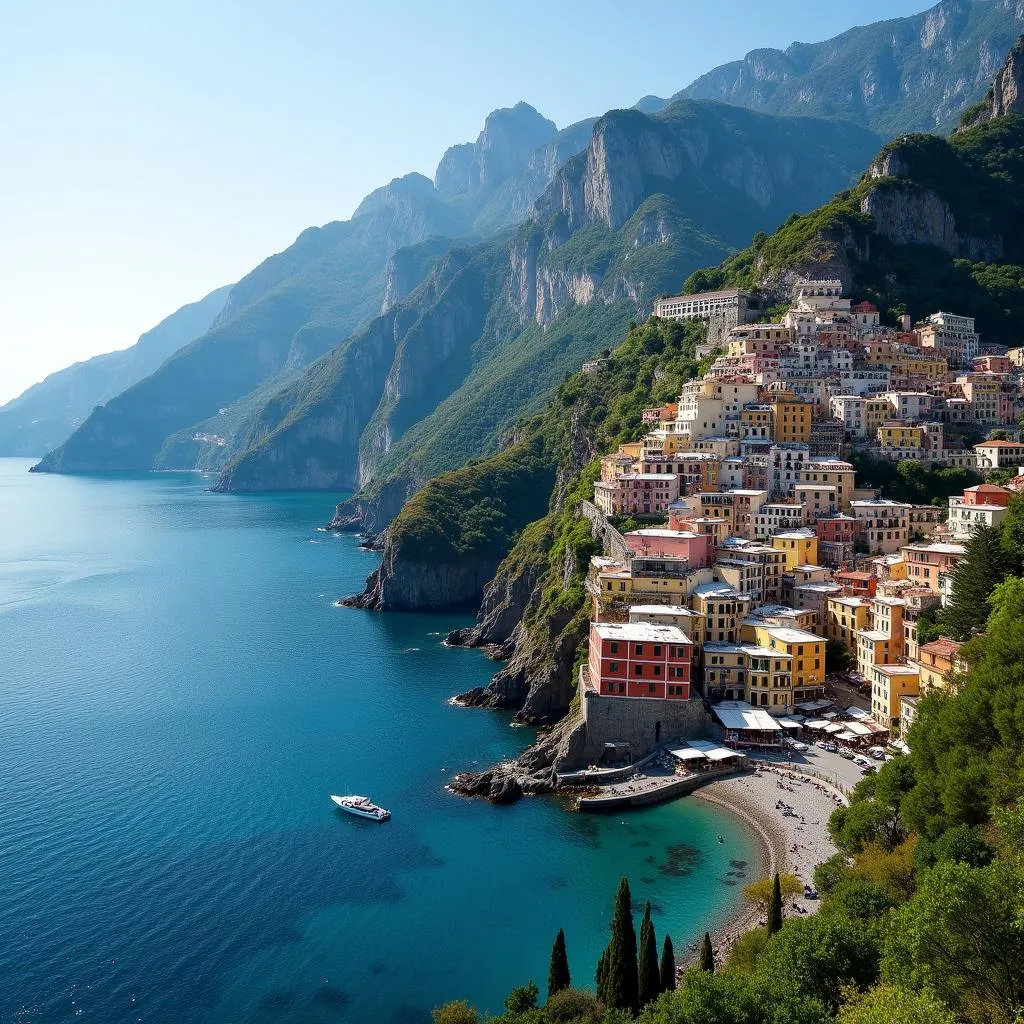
340, 551, 494, 612
957, 33, 1024, 130
860, 181, 1002, 261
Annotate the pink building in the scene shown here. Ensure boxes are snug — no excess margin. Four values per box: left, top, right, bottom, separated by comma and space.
593, 473, 680, 516
624, 528, 714, 567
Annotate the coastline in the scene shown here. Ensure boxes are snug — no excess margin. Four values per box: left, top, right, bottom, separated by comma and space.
680, 765, 842, 967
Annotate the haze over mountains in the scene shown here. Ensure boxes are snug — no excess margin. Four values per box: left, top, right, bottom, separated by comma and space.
16, 0, 1023, 500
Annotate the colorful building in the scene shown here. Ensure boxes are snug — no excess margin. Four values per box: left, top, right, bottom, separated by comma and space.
587, 622, 692, 699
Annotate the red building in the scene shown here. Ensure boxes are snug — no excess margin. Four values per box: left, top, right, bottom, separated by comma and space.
834, 568, 877, 598
960, 482, 1013, 507
815, 514, 864, 567
587, 622, 692, 699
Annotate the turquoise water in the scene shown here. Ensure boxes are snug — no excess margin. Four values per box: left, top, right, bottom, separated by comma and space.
0, 459, 757, 1024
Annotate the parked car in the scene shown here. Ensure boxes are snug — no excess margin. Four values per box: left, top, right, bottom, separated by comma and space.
788, 740, 809, 752
860, 764, 877, 775
867, 746, 887, 761
852, 754, 872, 768
838, 748, 855, 759
816, 740, 838, 753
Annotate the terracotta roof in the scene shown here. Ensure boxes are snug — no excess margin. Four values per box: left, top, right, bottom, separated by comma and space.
919, 638, 962, 659
965, 483, 1013, 494
976, 440, 1024, 448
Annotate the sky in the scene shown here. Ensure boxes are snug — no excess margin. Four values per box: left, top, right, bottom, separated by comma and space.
0, 0, 932, 405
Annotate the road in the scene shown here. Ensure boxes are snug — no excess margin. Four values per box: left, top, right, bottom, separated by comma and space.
756, 744, 877, 792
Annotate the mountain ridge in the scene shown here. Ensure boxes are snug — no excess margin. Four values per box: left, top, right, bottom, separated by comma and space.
643, 0, 1023, 135
0, 285, 231, 458
210, 103, 879, 520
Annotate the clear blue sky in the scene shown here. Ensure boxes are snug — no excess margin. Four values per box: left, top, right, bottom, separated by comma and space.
0, 0, 931, 404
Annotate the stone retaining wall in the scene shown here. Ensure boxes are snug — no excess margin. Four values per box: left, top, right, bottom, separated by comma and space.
577, 686, 715, 765
579, 498, 630, 560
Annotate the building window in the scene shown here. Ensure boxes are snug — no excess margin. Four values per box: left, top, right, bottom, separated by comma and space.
610, 641, 619, 654
635, 644, 644, 656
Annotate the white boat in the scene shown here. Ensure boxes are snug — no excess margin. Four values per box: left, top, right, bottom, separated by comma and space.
331, 794, 391, 821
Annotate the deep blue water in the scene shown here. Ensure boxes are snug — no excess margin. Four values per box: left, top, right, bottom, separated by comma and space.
0, 459, 756, 1024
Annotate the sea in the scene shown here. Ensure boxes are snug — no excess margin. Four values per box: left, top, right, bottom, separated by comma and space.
0, 459, 757, 1024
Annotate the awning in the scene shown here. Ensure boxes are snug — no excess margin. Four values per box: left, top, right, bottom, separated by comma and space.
845, 706, 870, 720
668, 747, 707, 761
704, 747, 746, 761
835, 731, 857, 741
796, 699, 833, 712
845, 722, 872, 736
714, 707, 783, 731
824, 722, 846, 734
804, 719, 830, 730
776, 718, 803, 730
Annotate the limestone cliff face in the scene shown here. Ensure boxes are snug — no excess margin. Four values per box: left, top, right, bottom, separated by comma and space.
861, 148, 1003, 260
958, 33, 1024, 130
341, 542, 495, 612
860, 182, 1002, 261
677, 0, 1023, 134
434, 102, 557, 199
212, 309, 414, 493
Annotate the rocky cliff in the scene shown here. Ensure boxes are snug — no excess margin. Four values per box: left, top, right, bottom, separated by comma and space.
958, 32, 1024, 129
316, 104, 877, 532
669, 0, 1023, 135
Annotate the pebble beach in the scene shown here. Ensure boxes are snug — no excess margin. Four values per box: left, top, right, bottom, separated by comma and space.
684, 765, 845, 964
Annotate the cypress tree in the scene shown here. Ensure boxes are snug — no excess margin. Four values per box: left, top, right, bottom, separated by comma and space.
767, 871, 783, 935
659, 934, 676, 992
698, 931, 714, 973
605, 877, 639, 1014
595, 947, 609, 1002
547, 928, 570, 1000
638, 902, 660, 1007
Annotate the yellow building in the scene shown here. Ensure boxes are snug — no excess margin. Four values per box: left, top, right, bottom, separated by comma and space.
590, 558, 714, 619
770, 393, 813, 443
771, 529, 818, 570
742, 645, 795, 710
799, 460, 856, 511
914, 637, 963, 694
893, 354, 947, 379
826, 595, 870, 651
691, 584, 752, 644
863, 397, 892, 436
753, 625, 826, 706
856, 629, 897, 680
869, 596, 906, 658
870, 663, 920, 731
877, 424, 924, 451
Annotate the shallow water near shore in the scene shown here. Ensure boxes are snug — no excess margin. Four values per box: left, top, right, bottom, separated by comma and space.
0, 459, 757, 1024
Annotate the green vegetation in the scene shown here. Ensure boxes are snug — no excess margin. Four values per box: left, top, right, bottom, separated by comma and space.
637, 903, 660, 1009
386, 434, 555, 566
684, 116, 1024, 348
849, 454, 981, 506
600, 878, 640, 1014
696, 933, 713, 974
548, 929, 571, 1000
659, 936, 676, 991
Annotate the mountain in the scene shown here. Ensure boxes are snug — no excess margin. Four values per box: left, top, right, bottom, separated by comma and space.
211, 102, 879, 532
0, 286, 230, 457
645, 0, 1023, 136
32, 104, 592, 476
340, 38, 1024, 750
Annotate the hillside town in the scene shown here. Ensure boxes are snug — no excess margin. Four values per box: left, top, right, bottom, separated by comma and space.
579, 278, 1024, 768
